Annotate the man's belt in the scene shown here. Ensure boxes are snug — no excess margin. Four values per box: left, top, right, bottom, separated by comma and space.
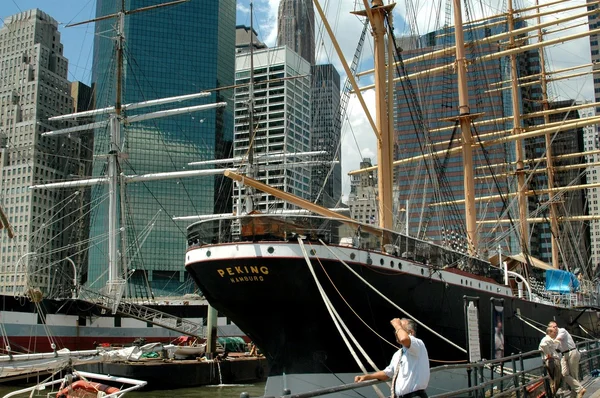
559, 348, 576, 354
397, 390, 428, 398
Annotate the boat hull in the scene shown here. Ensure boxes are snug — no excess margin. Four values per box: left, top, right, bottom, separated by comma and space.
0, 295, 245, 354
185, 241, 600, 378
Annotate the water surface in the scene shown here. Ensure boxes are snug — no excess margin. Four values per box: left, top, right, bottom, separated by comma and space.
0, 382, 267, 398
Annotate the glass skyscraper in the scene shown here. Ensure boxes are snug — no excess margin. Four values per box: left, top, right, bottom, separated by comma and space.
90, 0, 235, 296
393, 19, 536, 258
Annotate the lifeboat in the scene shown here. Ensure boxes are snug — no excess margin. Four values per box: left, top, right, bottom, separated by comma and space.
56, 380, 121, 398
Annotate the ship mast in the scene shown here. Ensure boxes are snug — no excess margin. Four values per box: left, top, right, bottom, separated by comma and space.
31, 0, 228, 304
535, 0, 561, 269
368, 0, 395, 231
452, 0, 478, 256
244, 1, 257, 214
507, 0, 530, 257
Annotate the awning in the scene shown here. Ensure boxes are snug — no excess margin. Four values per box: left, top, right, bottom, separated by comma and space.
488, 252, 554, 271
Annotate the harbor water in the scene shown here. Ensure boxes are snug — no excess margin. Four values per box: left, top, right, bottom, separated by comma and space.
0, 381, 267, 398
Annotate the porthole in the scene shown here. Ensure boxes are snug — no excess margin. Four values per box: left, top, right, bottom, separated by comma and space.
310, 249, 316, 255
350, 253, 356, 260
420, 269, 424, 275
390, 261, 395, 268
206, 250, 211, 257
399, 263, 402, 269
380, 258, 384, 265
267, 247, 275, 254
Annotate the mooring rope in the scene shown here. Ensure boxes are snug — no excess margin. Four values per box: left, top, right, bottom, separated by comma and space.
298, 238, 387, 398
318, 239, 467, 354
514, 313, 546, 335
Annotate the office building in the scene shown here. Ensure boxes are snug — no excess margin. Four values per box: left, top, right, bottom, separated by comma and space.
393, 19, 540, 258
310, 64, 342, 208
90, 0, 236, 296
233, 46, 312, 213
348, 158, 378, 224
277, 0, 315, 65
0, 10, 89, 296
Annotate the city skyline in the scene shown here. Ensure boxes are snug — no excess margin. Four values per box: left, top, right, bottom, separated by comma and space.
1, 0, 595, 202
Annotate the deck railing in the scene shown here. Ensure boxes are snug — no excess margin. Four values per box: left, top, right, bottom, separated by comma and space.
242, 340, 600, 398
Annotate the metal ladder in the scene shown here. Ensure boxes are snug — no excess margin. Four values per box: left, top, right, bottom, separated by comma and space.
79, 287, 204, 338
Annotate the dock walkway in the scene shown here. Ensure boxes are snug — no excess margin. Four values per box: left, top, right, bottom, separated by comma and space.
576, 374, 600, 398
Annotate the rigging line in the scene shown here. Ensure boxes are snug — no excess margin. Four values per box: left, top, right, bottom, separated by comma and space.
470, 124, 519, 239
317, 238, 467, 354
514, 312, 551, 337
387, 18, 467, 245
29, 193, 84, 251
577, 324, 597, 341
121, 45, 210, 217
0, 313, 10, 355
33, 301, 58, 351
307, 241, 399, 350
298, 238, 387, 398
120, 158, 187, 237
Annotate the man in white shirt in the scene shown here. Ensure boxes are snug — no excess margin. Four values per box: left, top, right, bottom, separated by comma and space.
355, 318, 430, 398
539, 325, 561, 394
549, 321, 585, 398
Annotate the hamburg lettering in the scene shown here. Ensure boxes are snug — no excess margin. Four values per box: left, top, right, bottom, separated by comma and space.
230, 275, 265, 283
217, 265, 269, 281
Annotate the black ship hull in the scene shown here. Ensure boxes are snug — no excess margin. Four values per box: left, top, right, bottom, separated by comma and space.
185, 240, 600, 377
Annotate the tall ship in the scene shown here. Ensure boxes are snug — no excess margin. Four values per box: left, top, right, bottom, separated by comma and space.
0, 1, 244, 357
185, 0, 600, 396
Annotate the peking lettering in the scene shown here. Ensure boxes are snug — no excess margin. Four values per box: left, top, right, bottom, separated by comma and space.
216, 265, 269, 283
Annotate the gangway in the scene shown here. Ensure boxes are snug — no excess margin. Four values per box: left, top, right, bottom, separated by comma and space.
78, 287, 204, 338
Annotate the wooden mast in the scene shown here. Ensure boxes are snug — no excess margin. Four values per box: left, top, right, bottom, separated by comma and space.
351, 0, 396, 232
452, 0, 478, 256
507, 0, 530, 256
536, 0, 561, 269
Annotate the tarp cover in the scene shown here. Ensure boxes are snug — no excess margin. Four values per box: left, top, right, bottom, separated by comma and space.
217, 337, 246, 352
545, 269, 580, 293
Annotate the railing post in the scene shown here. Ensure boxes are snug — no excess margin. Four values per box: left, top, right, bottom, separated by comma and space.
500, 360, 505, 392
541, 359, 553, 398
478, 362, 485, 398
512, 355, 521, 398
467, 366, 473, 397
490, 360, 495, 397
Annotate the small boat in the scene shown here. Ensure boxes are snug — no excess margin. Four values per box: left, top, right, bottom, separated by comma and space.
2, 370, 146, 398
56, 380, 121, 398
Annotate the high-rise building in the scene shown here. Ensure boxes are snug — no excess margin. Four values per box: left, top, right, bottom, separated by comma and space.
348, 158, 378, 225
276, 1, 342, 208
90, 0, 235, 296
392, 19, 540, 258
588, 0, 600, 276
525, 101, 587, 267
310, 64, 341, 208
233, 46, 312, 213
235, 25, 267, 54
580, 104, 600, 275
276, 0, 315, 65
0, 10, 90, 296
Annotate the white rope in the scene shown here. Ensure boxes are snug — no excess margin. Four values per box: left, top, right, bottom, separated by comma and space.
298, 238, 386, 398
33, 301, 57, 352
0, 312, 11, 353
514, 313, 546, 335
318, 239, 467, 354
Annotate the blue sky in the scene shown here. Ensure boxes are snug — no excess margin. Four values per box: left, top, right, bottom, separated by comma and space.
1, 0, 281, 84
2, 0, 595, 199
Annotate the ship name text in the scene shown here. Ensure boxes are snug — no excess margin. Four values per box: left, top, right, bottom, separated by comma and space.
217, 265, 269, 283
